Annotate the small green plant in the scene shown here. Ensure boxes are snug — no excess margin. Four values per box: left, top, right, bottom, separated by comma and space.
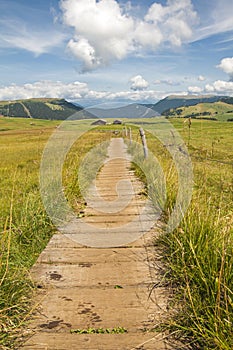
70, 327, 128, 334
114, 285, 123, 289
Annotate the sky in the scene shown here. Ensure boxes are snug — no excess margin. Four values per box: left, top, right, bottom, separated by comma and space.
0, 0, 233, 105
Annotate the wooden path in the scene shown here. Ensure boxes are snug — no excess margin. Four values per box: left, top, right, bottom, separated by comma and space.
21, 138, 178, 350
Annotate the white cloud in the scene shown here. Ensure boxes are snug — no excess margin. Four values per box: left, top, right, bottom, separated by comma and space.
134, 21, 163, 49
67, 38, 101, 71
205, 80, 233, 94
61, 0, 134, 71
3, 78, 233, 107
0, 81, 89, 101
60, 0, 198, 70
205, 84, 215, 93
0, 19, 66, 55
154, 79, 180, 86
0, 80, 167, 104
130, 75, 149, 91
141, 0, 198, 47
198, 75, 205, 81
188, 86, 203, 94
217, 57, 233, 80
193, 0, 233, 42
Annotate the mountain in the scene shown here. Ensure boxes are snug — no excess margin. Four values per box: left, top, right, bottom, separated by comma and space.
1, 95, 233, 121
0, 98, 94, 120
87, 96, 232, 119
88, 103, 159, 119
220, 97, 233, 105
144, 95, 227, 114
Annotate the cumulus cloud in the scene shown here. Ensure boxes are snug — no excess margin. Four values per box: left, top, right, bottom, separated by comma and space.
0, 80, 167, 104
217, 57, 233, 80
130, 75, 149, 91
188, 86, 203, 94
61, 0, 134, 71
60, 0, 198, 70
142, 0, 197, 47
67, 38, 100, 71
0, 81, 89, 101
134, 21, 163, 49
198, 75, 205, 81
205, 80, 233, 94
2, 78, 232, 106
204, 84, 215, 93
201, 57, 233, 95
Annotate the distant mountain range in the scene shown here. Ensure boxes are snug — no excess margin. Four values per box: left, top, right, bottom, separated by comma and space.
0, 95, 232, 120
87, 95, 232, 119
87, 103, 160, 119
143, 95, 230, 114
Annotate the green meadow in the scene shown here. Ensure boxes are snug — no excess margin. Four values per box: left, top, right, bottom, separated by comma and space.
0, 116, 233, 349
0, 118, 59, 348
165, 101, 233, 122
127, 118, 233, 349
0, 117, 110, 348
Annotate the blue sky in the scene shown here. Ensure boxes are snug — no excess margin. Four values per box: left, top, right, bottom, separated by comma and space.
0, 0, 233, 105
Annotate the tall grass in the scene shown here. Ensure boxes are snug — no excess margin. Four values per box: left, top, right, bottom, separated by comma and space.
0, 180, 54, 348
1, 116, 232, 349
161, 194, 233, 349
0, 118, 111, 348
63, 130, 111, 211
126, 119, 233, 349
0, 122, 57, 348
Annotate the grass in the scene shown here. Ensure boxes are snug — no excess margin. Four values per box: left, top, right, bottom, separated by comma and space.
62, 125, 113, 211
162, 120, 233, 349
0, 116, 59, 131
70, 327, 128, 334
0, 119, 57, 348
126, 118, 233, 349
0, 117, 114, 348
167, 101, 233, 121
1, 115, 232, 349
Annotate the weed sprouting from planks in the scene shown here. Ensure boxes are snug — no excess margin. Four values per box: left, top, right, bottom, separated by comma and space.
70, 327, 128, 334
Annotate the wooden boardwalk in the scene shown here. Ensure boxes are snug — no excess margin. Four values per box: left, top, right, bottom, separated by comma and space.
21, 138, 178, 350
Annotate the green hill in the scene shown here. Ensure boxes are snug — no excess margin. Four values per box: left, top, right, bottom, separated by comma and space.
146, 95, 225, 114
162, 101, 233, 121
0, 98, 92, 120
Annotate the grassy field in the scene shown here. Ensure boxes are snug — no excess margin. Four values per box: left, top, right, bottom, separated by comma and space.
0, 115, 232, 349
0, 117, 112, 348
0, 118, 57, 348
167, 101, 233, 121
126, 118, 233, 349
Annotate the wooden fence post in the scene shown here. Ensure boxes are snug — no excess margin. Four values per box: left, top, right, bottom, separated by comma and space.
129, 127, 132, 145
139, 127, 148, 159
